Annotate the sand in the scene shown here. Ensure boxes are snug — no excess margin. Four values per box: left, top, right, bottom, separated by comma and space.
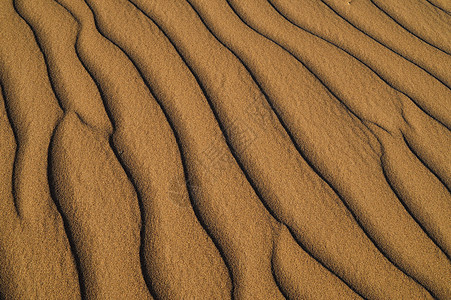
0, 0, 450, 299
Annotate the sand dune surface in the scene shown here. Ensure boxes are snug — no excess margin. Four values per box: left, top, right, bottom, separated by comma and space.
0, 0, 450, 299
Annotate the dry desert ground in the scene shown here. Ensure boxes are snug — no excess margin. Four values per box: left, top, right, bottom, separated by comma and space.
0, 0, 450, 299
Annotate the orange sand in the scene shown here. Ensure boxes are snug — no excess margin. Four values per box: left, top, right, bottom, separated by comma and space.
0, 0, 450, 299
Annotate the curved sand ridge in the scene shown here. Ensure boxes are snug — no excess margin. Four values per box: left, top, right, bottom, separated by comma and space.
0, 0, 449, 299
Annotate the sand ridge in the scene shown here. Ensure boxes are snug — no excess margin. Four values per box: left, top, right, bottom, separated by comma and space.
0, 0, 450, 299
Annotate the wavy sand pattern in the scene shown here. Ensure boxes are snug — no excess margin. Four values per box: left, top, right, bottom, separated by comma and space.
0, 0, 450, 299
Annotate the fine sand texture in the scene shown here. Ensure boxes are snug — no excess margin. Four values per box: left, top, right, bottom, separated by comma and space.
0, 0, 450, 299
